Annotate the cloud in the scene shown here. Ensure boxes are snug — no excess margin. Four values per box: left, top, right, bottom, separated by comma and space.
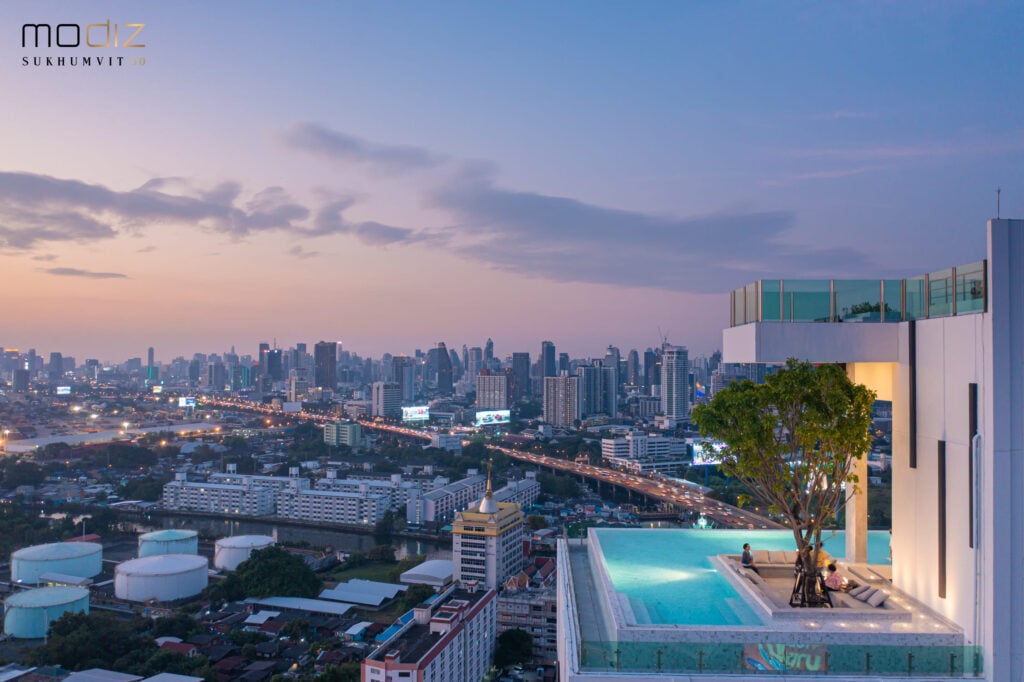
309, 198, 423, 246
30, 253, 58, 261
0, 171, 310, 249
136, 245, 157, 253
281, 123, 446, 174
429, 172, 876, 292
44, 267, 127, 279
288, 245, 320, 259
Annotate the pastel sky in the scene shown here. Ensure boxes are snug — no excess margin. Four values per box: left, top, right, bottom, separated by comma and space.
2, 1, 1022, 364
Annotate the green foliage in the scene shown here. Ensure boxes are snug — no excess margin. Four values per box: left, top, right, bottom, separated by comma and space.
228, 630, 271, 647
494, 628, 533, 668
281, 619, 310, 640
288, 421, 330, 459
0, 504, 63, 556
537, 472, 580, 499
692, 359, 875, 552
152, 612, 203, 640
99, 443, 158, 469
396, 583, 436, 612
317, 662, 361, 682
515, 400, 543, 419
120, 475, 170, 501
2, 458, 45, 487
30, 612, 155, 671
526, 514, 549, 530
232, 546, 322, 598
366, 544, 396, 563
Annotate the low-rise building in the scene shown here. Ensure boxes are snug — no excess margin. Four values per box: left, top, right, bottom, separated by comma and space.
497, 587, 558, 665
406, 474, 486, 525
362, 587, 496, 682
429, 433, 463, 454
315, 472, 420, 511
161, 474, 275, 516
493, 473, 541, 509
276, 488, 388, 525
323, 420, 363, 450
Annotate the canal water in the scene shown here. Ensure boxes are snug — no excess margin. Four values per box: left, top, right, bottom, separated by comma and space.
130, 514, 451, 561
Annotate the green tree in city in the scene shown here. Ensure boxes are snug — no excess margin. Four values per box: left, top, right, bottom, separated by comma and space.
493, 628, 533, 668
691, 359, 875, 607
317, 663, 361, 682
233, 546, 322, 598
526, 514, 548, 531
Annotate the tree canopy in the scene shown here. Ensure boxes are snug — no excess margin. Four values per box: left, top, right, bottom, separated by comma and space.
494, 628, 533, 668
228, 546, 322, 599
691, 359, 875, 554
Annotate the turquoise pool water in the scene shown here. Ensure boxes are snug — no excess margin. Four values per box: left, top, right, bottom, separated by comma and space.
594, 529, 891, 627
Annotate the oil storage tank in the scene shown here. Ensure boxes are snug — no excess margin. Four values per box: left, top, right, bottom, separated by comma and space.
114, 555, 208, 602
213, 535, 275, 571
138, 529, 199, 557
3, 586, 89, 639
11, 542, 103, 584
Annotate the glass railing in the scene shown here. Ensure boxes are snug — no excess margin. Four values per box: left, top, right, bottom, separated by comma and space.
581, 641, 983, 677
730, 261, 986, 326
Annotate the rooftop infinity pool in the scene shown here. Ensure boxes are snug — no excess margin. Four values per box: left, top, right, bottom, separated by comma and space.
593, 529, 891, 627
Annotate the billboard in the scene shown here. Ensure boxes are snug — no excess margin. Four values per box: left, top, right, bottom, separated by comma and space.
179, 397, 197, 408
152, 385, 163, 394
474, 410, 510, 427
402, 405, 430, 422
56, 386, 71, 395
691, 441, 727, 466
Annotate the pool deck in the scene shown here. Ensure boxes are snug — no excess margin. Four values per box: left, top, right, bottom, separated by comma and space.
572, 534, 964, 647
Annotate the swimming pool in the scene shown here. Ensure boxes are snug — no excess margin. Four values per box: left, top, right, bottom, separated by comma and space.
593, 529, 891, 627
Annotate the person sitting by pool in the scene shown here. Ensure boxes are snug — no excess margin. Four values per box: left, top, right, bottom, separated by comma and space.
741, 543, 760, 575
824, 563, 860, 592
813, 543, 832, 572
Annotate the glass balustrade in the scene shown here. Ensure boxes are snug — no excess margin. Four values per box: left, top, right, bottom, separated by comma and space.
730, 261, 986, 326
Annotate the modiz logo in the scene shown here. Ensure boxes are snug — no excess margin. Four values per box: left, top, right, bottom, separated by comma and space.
21, 20, 147, 68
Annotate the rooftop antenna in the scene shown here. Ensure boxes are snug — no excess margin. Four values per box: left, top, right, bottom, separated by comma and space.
996, 187, 1001, 219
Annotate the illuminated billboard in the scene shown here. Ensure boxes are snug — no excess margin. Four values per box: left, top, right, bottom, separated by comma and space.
152, 385, 163, 394
402, 406, 430, 422
179, 397, 197, 408
691, 441, 727, 466
56, 386, 71, 395
474, 410, 510, 427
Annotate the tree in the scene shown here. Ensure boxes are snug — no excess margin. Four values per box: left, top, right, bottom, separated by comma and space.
317, 663, 361, 682
281, 619, 310, 640
691, 359, 875, 607
234, 546, 322, 598
493, 628, 533, 668
152, 612, 203, 640
30, 612, 155, 670
526, 515, 548, 531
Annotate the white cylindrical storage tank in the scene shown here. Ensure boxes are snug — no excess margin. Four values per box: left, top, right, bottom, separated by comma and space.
213, 535, 275, 571
3, 587, 90, 639
114, 555, 208, 602
138, 529, 199, 557
11, 542, 103, 584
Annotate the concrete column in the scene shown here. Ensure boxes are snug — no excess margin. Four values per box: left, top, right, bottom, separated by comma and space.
846, 452, 869, 564
845, 362, 895, 565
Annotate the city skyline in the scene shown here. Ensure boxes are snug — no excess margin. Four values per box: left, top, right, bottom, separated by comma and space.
2, 2, 1022, 360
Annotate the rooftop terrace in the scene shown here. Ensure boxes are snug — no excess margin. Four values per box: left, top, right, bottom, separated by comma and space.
730, 260, 986, 327
560, 533, 980, 678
